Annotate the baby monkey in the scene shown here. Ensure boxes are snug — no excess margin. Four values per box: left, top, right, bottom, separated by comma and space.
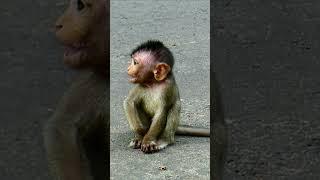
124, 40, 209, 153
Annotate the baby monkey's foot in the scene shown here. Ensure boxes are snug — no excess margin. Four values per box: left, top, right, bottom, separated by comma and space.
141, 140, 160, 153
128, 138, 142, 149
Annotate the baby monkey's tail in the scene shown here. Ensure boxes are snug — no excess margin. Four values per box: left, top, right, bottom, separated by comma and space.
176, 125, 210, 137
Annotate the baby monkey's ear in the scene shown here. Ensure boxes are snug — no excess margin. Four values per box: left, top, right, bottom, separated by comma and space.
153, 63, 171, 81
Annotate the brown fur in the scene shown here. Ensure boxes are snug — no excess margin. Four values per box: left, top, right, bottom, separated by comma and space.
43, 0, 109, 179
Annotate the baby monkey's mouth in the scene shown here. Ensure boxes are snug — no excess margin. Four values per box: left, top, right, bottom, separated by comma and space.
129, 76, 138, 83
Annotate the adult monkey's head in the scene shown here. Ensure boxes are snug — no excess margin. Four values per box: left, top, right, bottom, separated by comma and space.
54, 0, 108, 70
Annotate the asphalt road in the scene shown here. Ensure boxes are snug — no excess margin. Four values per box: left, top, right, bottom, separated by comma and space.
110, 0, 210, 179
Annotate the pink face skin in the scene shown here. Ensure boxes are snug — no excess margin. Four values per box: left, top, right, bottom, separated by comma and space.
132, 51, 154, 66
127, 51, 157, 85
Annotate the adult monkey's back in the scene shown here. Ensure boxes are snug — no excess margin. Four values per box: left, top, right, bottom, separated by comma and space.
43, 0, 109, 180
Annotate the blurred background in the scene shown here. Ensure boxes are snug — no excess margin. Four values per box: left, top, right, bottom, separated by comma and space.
0, 1, 70, 179
214, 0, 320, 179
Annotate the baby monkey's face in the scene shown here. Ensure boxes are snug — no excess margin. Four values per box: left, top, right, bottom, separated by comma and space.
127, 51, 155, 84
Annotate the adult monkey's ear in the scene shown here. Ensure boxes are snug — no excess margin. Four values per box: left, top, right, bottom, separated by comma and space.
153, 63, 171, 81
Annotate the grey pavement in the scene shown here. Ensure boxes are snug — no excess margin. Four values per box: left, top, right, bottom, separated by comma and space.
110, 0, 210, 179
0, 1, 68, 179
215, 0, 320, 179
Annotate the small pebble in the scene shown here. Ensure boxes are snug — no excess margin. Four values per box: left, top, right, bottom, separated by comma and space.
158, 165, 167, 171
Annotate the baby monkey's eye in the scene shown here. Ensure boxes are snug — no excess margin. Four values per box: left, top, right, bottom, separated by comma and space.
133, 59, 138, 65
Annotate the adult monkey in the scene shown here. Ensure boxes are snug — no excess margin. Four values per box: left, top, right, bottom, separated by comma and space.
124, 40, 210, 154
43, 0, 109, 180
